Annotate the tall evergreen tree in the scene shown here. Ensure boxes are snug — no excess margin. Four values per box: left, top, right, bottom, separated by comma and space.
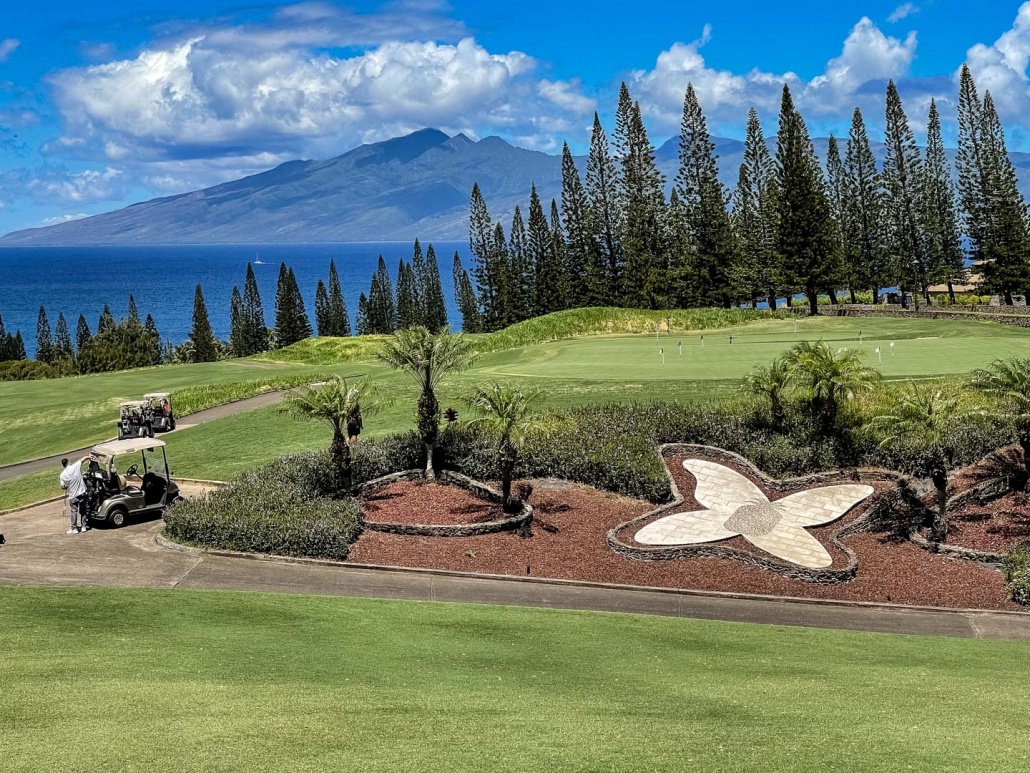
675, 83, 737, 307
882, 80, 926, 307
325, 259, 351, 336
191, 284, 218, 362
411, 239, 427, 323
143, 315, 162, 365
979, 91, 1030, 302
288, 268, 312, 340
97, 305, 115, 336
12, 331, 26, 361
314, 280, 331, 336
507, 206, 533, 323
732, 107, 777, 308
356, 292, 370, 335
956, 64, 988, 263
453, 252, 484, 333
395, 260, 421, 329
619, 98, 670, 308
823, 134, 848, 304
469, 183, 504, 329
364, 256, 396, 334
274, 264, 313, 346
54, 313, 74, 361
561, 141, 595, 304
773, 86, 836, 315
229, 286, 244, 355
920, 99, 965, 303
75, 314, 92, 353
421, 245, 448, 331
528, 184, 559, 314
549, 198, 570, 310
844, 108, 885, 303
585, 113, 621, 301
242, 262, 268, 354
35, 306, 53, 363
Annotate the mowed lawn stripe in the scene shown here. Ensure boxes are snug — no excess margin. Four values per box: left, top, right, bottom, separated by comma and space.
1, 586, 1028, 772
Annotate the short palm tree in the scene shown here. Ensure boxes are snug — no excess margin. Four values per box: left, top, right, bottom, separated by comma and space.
466, 382, 545, 511
278, 378, 386, 487
785, 340, 879, 435
742, 356, 792, 428
867, 384, 984, 543
376, 326, 477, 479
968, 357, 1030, 489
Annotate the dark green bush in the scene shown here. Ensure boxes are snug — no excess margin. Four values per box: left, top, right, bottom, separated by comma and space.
0, 359, 74, 381
164, 451, 362, 560
1003, 542, 1030, 582
351, 432, 424, 485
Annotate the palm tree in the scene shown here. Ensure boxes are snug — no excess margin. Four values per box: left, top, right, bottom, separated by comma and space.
785, 340, 879, 435
968, 357, 1030, 489
867, 384, 984, 543
278, 378, 386, 488
376, 326, 477, 479
466, 382, 545, 511
742, 356, 792, 428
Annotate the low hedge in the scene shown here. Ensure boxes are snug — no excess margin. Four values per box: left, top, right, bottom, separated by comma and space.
164, 451, 362, 560
0, 359, 75, 381
1003, 543, 1030, 605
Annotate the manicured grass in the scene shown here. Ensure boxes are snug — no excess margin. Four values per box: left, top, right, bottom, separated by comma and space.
1, 586, 1027, 772
0, 469, 58, 511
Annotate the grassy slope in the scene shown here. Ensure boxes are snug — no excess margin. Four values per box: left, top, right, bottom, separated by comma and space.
6, 313, 1030, 509
2, 587, 1028, 772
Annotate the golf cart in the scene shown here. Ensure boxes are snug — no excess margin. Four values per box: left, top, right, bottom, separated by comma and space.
118, 400, 153, 439
83, 437, 180, 528
144, 392, 176, 432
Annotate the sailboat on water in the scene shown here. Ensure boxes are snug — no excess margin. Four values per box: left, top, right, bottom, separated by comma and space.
253, 252, 265, 265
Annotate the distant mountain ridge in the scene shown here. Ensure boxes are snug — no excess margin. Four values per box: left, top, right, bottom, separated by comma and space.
5, 127, 1030, 246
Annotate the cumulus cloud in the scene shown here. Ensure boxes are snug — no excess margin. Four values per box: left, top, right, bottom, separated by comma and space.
49, 28, 591, 171
628, 16, 925, 135
25, 167, 125, 205
38, 213, 89, 226
0, 39, 19, 63
888, 3, 919, 23
964, 1, 1030, 120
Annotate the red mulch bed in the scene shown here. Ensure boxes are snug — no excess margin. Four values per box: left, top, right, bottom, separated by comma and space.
946, 493, 1030, 554
361, 480, 505, 526
348, 455, 1021, 611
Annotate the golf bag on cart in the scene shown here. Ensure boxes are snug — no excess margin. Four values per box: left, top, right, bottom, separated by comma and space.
118, 402, 154, 440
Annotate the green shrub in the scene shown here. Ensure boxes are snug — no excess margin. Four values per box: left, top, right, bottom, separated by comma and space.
351, 432, 424, 485
164, 451, 361, 560
0, 359, 74, 381
1010, 572, 1030, 605
1003, 542, 1030, 583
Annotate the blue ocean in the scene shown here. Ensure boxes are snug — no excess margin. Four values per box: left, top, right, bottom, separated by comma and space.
0, 243, 469, 357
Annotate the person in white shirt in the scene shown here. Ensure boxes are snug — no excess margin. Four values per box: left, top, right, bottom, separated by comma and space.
59, 455, 91, 534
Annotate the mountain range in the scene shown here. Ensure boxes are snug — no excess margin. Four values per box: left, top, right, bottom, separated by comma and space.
5, 127, 1030, 246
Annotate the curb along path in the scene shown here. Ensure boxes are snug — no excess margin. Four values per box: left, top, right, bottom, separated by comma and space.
0, 391, 286, 482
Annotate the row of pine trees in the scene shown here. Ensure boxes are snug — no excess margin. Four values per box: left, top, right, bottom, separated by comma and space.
455, 65, 1029, 328
354, 240, 449, 334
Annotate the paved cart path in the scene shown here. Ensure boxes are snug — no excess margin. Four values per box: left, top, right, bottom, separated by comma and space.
0, 391, 285, 482
2, 498, 1029, 641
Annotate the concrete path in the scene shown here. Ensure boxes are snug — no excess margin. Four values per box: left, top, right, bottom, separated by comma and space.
2, 498, 1029, 641
0, 391, 285, 482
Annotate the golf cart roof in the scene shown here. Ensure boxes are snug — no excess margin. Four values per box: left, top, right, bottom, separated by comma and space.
144, 392, 171, 399
93, 438, 167, 456
119, 400, 147, 408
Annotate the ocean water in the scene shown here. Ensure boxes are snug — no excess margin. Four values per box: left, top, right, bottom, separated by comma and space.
0, 242, 469, 358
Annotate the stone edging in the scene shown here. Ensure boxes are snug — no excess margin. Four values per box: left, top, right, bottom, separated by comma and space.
824, 306, 1030, 329
152, 532, 1030, 619
355, 469, 533, 537
606, 444, 906, 585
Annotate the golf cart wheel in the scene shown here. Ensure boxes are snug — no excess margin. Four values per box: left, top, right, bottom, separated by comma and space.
109, 507, 128, 528
169, 419, 176, 431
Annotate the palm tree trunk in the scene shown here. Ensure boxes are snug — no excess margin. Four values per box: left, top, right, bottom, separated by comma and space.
331, 429, 352, 491
425, 442, 436, 480
930, 472, 948, 543
947, 282, 956, 305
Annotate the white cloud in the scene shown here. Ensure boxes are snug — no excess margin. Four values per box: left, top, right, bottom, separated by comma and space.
38, 213, 89, 226
628, 17, 920, 134
26, 167, 124, 204
888, 3, 919, 23
0, 39, 19, 63
964, 2, 1030, 119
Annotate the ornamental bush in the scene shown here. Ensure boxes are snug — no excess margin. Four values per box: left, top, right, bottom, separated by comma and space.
164, 451, 361, 560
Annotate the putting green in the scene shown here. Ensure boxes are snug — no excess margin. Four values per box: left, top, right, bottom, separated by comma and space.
476, 317, 1030, 381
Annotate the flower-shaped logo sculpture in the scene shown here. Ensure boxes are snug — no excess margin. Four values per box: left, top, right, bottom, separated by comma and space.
635, 460, 874, 569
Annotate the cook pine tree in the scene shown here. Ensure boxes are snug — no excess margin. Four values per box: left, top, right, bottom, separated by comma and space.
585, 112, 622, 302
35, 306, 53, 363
732, 107, 777, 308
843, 107, 885, 303
190, 284, 219, 363
920, 99, 965, 303
420, 245, 448, 331
560, 141, 596, 305
452, 252, 484, 333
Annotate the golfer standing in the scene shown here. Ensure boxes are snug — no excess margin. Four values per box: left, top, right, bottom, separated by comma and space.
59, 455, 90, 534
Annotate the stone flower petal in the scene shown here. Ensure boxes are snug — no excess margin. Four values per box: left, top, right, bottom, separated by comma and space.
683, 459, 767, 513
743, 525, 834, 569
774, 485, 875, 528
635, 510, 740, 546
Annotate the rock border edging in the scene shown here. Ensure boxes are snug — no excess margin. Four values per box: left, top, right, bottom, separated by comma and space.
355, 469, 533, 537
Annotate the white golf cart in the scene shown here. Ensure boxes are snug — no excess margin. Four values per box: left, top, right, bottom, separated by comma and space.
84, 437, 180, 528
144, 392, 176, 433
117, 400, 152, 439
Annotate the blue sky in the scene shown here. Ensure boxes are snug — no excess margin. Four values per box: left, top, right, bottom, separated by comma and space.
2, 0, 1030, 235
